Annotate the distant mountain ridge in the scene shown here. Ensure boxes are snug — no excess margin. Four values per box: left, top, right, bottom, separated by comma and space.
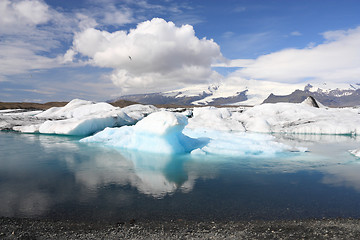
264, 86, 360, 107
113, 91, 212, 106
111, 83, 360, 107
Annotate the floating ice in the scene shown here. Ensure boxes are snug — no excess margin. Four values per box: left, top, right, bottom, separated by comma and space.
0, 110, 44, 131
36, 111, 133, 135
184, 128, 300, 156
82, 111, 301, 156
184, 100, 360, 135
35, 99, 115, 119
350, 149, 360, 158
81, 111, 204, 154
236, 102, 360, 135
11, 99, 158, 136
187, 106, 245, 131
4, 98, 360, 137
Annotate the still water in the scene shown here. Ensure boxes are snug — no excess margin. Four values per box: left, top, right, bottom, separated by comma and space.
1, 131, 360, 222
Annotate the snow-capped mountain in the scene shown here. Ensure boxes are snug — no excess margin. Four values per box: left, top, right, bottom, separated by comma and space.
264, 83, 360, 107
112, 81, 360, 107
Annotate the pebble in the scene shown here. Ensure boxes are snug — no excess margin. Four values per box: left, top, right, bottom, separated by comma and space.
1, 217, 360, 239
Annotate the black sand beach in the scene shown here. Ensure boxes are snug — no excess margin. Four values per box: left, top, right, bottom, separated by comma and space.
2, 217, 360, 239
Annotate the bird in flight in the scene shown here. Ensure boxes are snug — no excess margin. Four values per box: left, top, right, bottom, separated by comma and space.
128, 56, 132, 60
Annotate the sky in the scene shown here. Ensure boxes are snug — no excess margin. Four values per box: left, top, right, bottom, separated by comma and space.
1, 0, 360, 102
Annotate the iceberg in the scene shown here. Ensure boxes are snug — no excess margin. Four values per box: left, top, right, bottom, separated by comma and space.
4, 98, 360, 138
0, 110, 44, 131
236, 102, 360, 135
187, 106, 245, 131
82, 111, 300, 156
81, 111, 204, 154
184, 100, 360, 135
35, 99, 114, 119
184, 128, 296, 156
11, 99, 158, 136
350, 149, 360, 158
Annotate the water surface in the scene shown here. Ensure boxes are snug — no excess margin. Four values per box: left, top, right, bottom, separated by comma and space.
1, 131, 360, 222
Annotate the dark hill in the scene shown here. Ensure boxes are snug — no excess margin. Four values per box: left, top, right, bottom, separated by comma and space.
0, 101, 68, 110
263, 89, 360, 107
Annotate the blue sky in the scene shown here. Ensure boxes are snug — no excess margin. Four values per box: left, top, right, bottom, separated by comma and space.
1, 0, 360, 102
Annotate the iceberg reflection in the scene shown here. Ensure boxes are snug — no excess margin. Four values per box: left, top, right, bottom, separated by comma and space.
70, 148, 194, 198
1, 131, 360, 220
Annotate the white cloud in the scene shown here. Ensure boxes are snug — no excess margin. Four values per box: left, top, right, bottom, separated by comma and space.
76, 13, 98, 30
77, 4, 135, 28
70, 18, 222, 93
0, 0, 50, 33
0, 0, 74, 78
102, 6, 134, 26
231, 26, 360, 84
290, 31, 302, 36
0, 42, 58, 75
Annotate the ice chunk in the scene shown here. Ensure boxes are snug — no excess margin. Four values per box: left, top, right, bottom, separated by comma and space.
36, 99, 117, 119
350, 149, 360, 158
82, 111, 297, 156
187, 107, 245, 131
81, 111, 204, 154
0, 110, 45, 131
13, 124, 41, 133
38, 111, 133, 135
237, 103, 360, 135
11, 99, 158, 136
184, 128, 301, 156
121, 104, 158, 121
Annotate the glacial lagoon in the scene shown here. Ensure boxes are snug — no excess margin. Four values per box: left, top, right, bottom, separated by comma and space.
1, 131, 360, 222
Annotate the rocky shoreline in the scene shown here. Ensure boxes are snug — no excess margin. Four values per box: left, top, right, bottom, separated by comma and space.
2, 217, 360, 239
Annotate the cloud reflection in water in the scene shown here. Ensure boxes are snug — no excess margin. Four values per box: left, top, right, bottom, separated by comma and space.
1, 132, 360, 219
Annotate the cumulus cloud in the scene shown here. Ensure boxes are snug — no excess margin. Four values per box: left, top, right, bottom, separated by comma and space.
70, 18, 223, 93
0, 0, 50, 33
231, 26, 360, 84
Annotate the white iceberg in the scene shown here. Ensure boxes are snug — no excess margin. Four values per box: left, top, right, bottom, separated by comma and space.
4, 97, 360, 138
35, 99, 115, 119
81, 111, 203, 154
36, 111, 133, 136
184, 128, 298, 156
187, 106, 245, 132
184, 99, 360, 135
82, 111, 299, 156
0, 110, 44, 130
12, 99, 158, 136
236, 102, 360, 135
349, 149, 360, 158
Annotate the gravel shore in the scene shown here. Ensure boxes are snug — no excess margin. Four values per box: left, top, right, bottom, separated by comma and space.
2, 217, 360, 239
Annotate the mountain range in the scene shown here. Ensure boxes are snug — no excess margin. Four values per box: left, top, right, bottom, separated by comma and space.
111, 82, 360, 107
